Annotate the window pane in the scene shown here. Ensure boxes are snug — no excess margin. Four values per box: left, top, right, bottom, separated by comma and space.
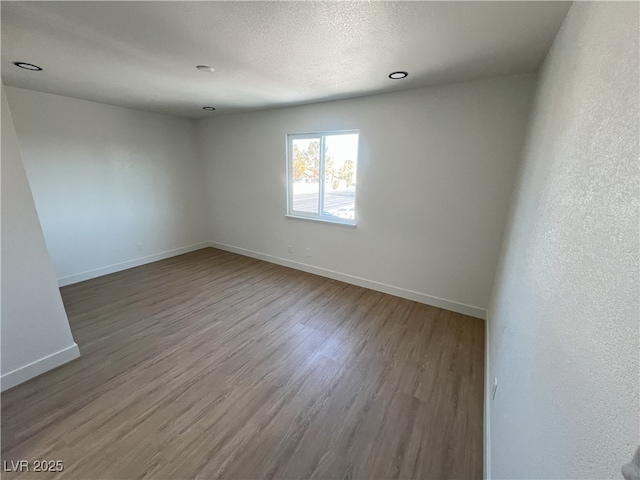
323, 134, 358, 221
292, 138, 320, 213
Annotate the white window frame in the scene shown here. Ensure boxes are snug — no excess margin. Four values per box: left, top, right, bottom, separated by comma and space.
286, 130, 359, 226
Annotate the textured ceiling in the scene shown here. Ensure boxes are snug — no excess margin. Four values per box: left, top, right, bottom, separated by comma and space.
1, 1, 570, 118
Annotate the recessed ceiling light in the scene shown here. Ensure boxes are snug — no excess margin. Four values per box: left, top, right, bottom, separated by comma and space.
202, 106, 216, 111
196, 65, 215, 72
13, 62, 42, 71
389, 71, 408, 80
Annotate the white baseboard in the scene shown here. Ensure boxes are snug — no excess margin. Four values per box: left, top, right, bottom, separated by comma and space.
484, 313, 492, 479
1, 343, 80, 392
56, 240, 487, 319
57, 242, 212, 287
210, 241, 486, 319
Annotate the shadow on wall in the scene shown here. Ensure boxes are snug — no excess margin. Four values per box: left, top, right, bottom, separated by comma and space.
623, 447, 640, 480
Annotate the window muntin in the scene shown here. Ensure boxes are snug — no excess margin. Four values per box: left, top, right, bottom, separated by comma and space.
287, 131, 358, 225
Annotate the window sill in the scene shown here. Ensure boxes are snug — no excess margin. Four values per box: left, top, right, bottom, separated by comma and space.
285, 214, 356, 227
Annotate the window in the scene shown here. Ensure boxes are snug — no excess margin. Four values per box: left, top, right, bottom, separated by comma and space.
287, 131, 359, 225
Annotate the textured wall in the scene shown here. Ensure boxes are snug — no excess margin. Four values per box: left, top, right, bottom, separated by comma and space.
488, 2, 639, 478
199, 74, 536, 316
5, 87, 209, 284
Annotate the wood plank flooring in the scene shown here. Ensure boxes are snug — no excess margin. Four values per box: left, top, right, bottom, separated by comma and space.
1, 248, 484, 479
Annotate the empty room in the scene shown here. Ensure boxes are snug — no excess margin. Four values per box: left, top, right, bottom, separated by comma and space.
1, 1, 638, 479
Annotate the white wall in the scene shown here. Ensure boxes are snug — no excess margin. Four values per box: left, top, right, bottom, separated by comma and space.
487, 2, 639, 478
1, 86, 79, 391
5, 87, 209, 285
198, 74, 537, 317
